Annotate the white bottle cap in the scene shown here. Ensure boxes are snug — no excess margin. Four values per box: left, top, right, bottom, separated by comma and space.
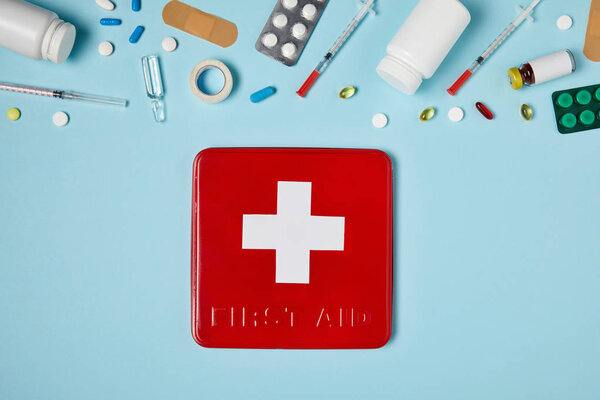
376, 56, 423, 95
42, 20, 77, 63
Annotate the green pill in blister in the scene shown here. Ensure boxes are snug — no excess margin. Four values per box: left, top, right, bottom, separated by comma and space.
595, 87, 600, 102
579, 110, 596, 125
557, 93, 573, 108
576, 90, 592, 105
560, 113, 577, 129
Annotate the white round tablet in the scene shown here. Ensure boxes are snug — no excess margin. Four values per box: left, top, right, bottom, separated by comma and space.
302, 4, 317, 20
272, 13, 288, 28
448, 107, 464, 122
161, 37, 178, 52
52, 111, 69, 127
282, 0, 298, 10
281, 42, 297, 59
262, 32, 278, 48
372, 113, 388, 128
98, 41, 114, 56
557, 15, 573, 30
292, 23, 307, 39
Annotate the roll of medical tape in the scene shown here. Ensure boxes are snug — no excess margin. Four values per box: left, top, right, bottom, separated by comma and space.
189, 59, 233, 103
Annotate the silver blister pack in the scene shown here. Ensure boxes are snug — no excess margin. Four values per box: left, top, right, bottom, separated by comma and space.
255, 0, 329, 66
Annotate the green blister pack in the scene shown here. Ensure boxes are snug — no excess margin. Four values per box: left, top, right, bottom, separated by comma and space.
552, 83, 600, 134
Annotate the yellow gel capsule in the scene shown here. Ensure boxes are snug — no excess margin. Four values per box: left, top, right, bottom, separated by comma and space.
339, 86, 356, 99
521, 104, 533, 121
7, 108, 21, 121
420, 107, 435, 121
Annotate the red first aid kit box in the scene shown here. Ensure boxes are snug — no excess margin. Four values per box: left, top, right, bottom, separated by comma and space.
191, 148, 393, 349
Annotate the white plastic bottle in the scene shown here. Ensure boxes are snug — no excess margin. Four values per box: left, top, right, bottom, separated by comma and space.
376, 0, 470, 95
0, 0, 76, 63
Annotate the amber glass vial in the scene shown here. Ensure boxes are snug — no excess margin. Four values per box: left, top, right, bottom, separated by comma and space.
508, 49, 575, 90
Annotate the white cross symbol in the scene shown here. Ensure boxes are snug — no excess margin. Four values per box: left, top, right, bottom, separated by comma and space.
242, 181, 345, 284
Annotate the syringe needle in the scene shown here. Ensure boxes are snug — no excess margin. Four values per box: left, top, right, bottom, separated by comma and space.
0, 81, 128, 106
447, 0, 543, 96
297, 0, 375, 97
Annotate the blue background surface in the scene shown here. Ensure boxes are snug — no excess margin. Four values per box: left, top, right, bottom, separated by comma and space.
1, 0, 599, 398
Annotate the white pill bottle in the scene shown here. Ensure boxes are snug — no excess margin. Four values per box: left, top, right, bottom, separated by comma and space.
0, 0, 76, 63
376, 0, 470, 95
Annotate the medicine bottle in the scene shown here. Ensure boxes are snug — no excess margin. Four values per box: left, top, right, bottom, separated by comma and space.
508, 50, 575, 90
0, 0, 76, 63
376, 0, 470, 95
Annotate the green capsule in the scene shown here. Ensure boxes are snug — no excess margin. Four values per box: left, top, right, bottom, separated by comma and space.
521, 104, 533, 121
339, 86, 356, 99
419, 107, 435, 121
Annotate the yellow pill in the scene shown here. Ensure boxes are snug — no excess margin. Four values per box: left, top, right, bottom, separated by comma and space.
420, 107, 436, 121
7, 107, 21, 121
339, 86, 356, 99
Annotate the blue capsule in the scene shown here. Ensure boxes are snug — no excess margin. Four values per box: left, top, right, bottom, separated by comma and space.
100, 18, 121, 26
132, 0, 141, 12
129, 25, 145, 43
250, 86, 276, 103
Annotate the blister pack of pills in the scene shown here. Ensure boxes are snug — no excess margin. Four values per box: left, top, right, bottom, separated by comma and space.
552, 83, 600, 134
255, 0, 329, 66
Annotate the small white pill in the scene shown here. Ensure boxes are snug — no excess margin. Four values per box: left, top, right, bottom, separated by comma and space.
282, 0, 298, 9
557, 15, 573, 30
372, 113, 388, 128
96, 0, 115, 11
162, 37, 178, 52
272, 13, 288, 28
98, 41, 114, 56
292, 23, 307, 39
281, 42, 297, 59
448, 107, 464, 122
302, 4, 317, 20
261, 32, 278, 48
52, 111, 69, 127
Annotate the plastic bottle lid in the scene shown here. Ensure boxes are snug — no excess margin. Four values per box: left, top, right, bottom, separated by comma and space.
507, 67, 523, 90
376, 56, 423, 95
42, 20, 77, 63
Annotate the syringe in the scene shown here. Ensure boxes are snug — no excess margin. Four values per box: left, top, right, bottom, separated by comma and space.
297, 0, 375, 97
0, 81, 128, 106
447, 0, 542, 96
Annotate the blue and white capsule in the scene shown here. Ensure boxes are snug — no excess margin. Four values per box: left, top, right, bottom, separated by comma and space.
129, 25, 145, 43
100, 18, 121, 25
250, 86, 276, 103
